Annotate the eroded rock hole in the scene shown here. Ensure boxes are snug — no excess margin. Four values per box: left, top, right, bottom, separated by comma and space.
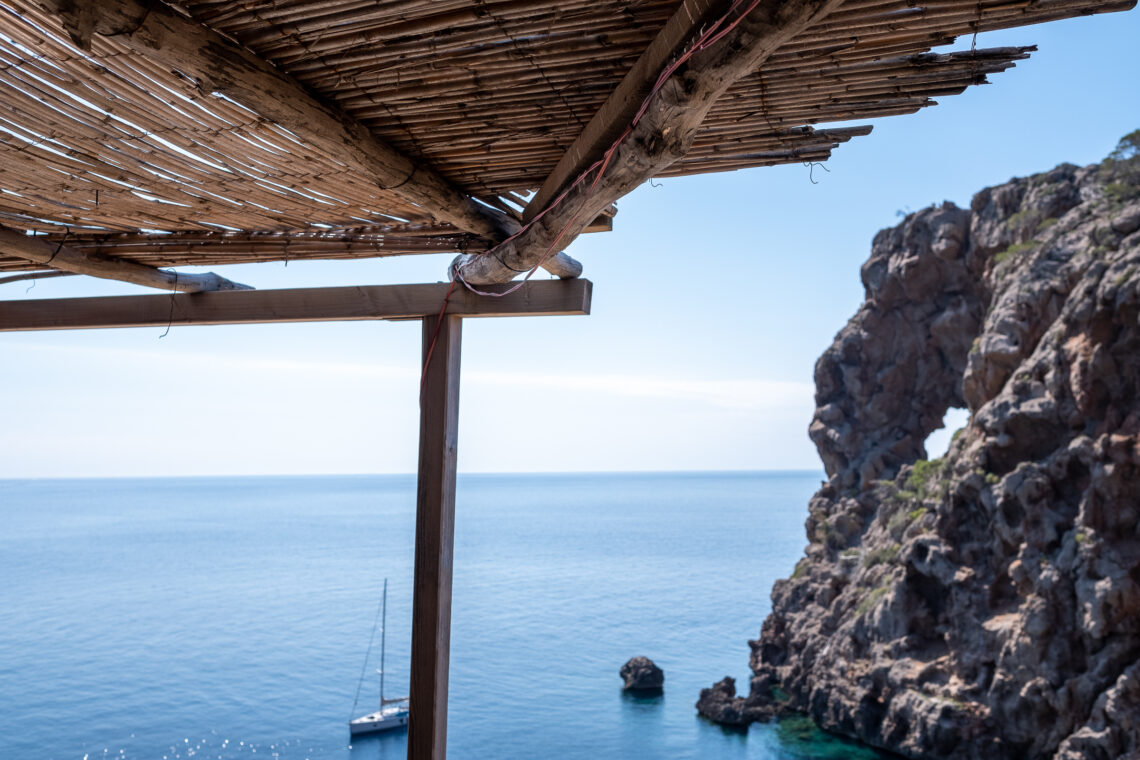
923, 406, 970, 460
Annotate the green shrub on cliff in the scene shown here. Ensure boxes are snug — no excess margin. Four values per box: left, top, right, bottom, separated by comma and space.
855, 584, 891, 615
1101, 129, 1140, 202
863, 544, 900, 568
1006, 207, 1036, 227
1108, 129, 1140, 162
887, 509, 910, 535
994, 240, 1038, 265
1006, 208, 1050, 235
907, 457, 949, 500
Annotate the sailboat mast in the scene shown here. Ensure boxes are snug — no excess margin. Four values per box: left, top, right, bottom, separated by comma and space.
380, 577, 387, 709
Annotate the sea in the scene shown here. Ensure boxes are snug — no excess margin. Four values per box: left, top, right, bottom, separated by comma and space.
0, 472, 890, 760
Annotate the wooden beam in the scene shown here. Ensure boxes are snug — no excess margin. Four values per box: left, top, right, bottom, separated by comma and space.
536, 251, 584, 279
0, 271, 75, 286
583, 206, 618, 234
453, 0, 846, 284
522, 0, 723, 223
0, 279, 592, 332
38, 0, 513, 243
408, 313, 462, 760
0, 229, 250, 293
32, 223, 587, 271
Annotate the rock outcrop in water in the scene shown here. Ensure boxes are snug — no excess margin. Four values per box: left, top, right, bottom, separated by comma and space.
699, 135, 1140, 759
621, 656, 665, 691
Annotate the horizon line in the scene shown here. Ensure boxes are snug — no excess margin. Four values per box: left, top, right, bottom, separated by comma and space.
0, 468, 827, 482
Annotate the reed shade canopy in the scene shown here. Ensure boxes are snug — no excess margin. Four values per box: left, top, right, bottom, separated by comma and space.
0, 0, 1133, 286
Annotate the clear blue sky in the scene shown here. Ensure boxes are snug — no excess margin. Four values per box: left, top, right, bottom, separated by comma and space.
2, 10, 1138, 477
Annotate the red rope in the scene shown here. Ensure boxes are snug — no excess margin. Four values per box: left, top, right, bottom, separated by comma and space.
451, 0, 765, 297
413, 0, 768, 395
420, 278, 458, 392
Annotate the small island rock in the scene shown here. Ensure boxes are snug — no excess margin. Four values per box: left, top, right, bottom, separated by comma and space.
696, 677, 749, 726
620, 656, 664, 691
695, 676, 786, 726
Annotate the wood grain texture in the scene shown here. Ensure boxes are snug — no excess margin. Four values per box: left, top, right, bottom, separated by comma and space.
0, 280, 592, 332
0, 229, 249, 292
453, 0, 848, 285
408, 314, 462, 760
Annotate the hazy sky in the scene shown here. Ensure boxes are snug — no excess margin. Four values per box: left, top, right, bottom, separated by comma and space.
2, 11, 1138, 478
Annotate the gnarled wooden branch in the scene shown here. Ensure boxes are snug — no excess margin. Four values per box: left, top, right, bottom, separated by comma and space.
0, 229, 250, 292
0, 271, 75, 286
454, 0, 846, 285
523, 0, 723, 223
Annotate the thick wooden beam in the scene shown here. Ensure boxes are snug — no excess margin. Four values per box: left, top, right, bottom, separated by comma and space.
454, 0, 845, 284
0, 279, 592, 332
583, 206, 617, 234
0, 271, 75, 286
0, 229, 250, 293
38, 0, 513, 243
408, 314, 462, 760
522, 0, 723, 223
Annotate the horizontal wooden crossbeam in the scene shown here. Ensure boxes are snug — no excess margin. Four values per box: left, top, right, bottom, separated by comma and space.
0, 229, 250, 293
0, 280, 592, 332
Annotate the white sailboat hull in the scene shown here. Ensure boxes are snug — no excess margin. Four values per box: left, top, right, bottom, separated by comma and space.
350, 579, 408, 737
349, 705, 409, 736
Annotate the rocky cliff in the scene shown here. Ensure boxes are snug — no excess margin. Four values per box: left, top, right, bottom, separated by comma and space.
698, 135, 1140, 759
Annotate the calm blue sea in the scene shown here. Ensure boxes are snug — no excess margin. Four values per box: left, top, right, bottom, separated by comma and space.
0, 472, 887, 760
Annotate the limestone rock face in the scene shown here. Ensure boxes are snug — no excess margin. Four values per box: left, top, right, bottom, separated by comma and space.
703, 153, 1140, 759
620, 656, 664, 691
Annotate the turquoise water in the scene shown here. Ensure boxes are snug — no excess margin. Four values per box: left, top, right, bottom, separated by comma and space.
0, 472, 887, 759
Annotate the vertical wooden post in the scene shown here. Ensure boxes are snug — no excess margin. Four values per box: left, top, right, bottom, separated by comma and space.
408, 314, 462, 760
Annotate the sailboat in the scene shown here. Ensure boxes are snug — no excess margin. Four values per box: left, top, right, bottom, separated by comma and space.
349, 579, 410, 736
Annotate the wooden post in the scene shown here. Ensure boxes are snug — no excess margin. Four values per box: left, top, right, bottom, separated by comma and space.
408, 314, 462, 760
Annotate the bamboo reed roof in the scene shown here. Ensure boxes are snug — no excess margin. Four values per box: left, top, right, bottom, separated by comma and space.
0, 0, 1132, 276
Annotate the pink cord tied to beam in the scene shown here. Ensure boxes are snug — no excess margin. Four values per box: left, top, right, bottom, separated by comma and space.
450, 0, 766, 295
